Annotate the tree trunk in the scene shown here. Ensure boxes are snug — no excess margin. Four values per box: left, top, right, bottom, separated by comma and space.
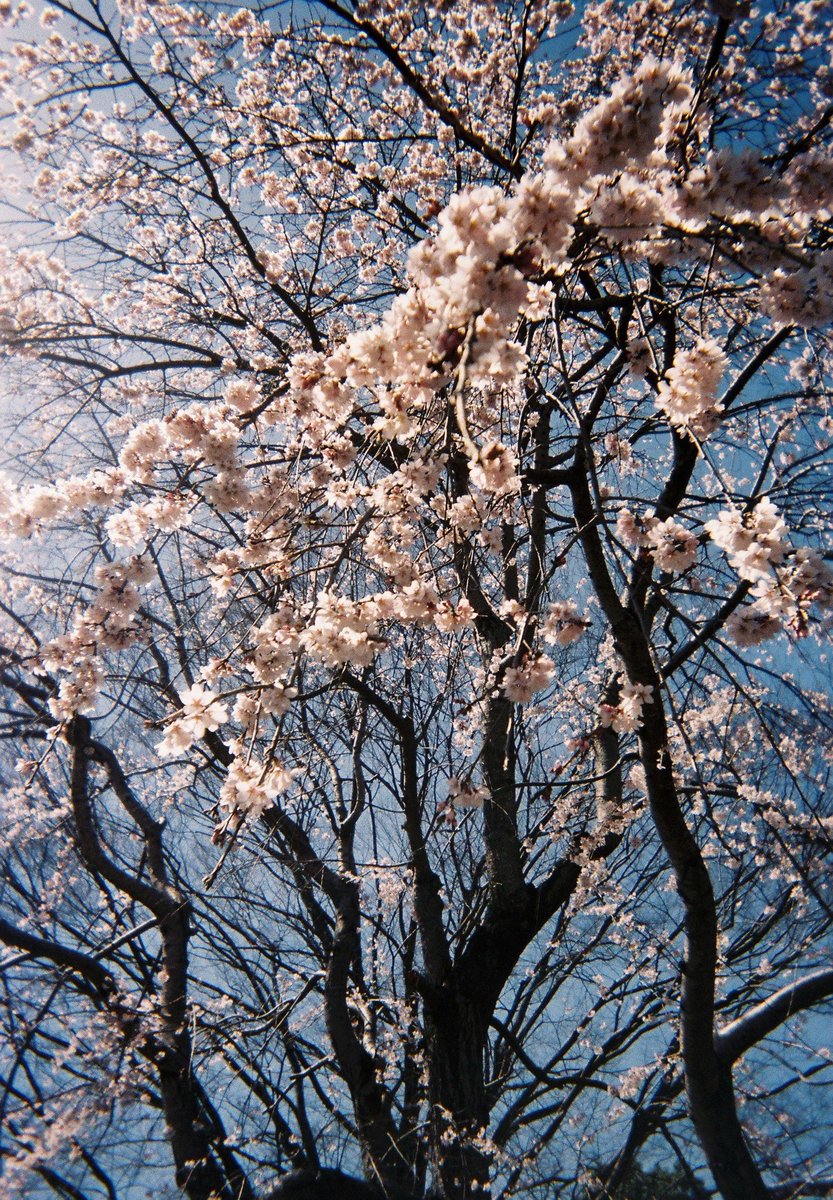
424, 986, 492, 1200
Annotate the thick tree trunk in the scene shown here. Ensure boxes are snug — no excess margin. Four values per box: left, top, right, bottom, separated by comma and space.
265, 1166, 422, 1199
424, 986, 492, 1200
687, 1056, 770, 1200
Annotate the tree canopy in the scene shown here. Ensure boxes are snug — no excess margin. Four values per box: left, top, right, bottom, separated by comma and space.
1, 1, 832, 1198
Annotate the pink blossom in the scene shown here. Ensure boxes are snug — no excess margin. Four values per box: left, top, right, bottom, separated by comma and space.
503, 654, 556, 703
647, 518, 698, 573
655, 339, 727, 438
447, 777, 487, 809
542, 602, 589, 646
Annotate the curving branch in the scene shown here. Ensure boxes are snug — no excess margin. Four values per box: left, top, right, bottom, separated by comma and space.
716, 968, 833, 1065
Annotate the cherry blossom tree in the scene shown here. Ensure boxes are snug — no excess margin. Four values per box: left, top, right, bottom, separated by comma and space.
1, 1, 833, 1199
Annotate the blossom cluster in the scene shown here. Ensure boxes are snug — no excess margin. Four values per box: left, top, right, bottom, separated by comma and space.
646, 518, 699, 573
600, 681, 654, 734
157, 684, 229, 758
447, 776, 488, 809
705, 500, 788, 583
218, 756, 295, 819
706, 501, 833, 643
654, 339, 727, 440
617, 510, 699, 574
541, 601, 590, 646
0, 468, 126, 538
503, 654, 556, 703
39, 556, 153, 719
285, 59, 705, 464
